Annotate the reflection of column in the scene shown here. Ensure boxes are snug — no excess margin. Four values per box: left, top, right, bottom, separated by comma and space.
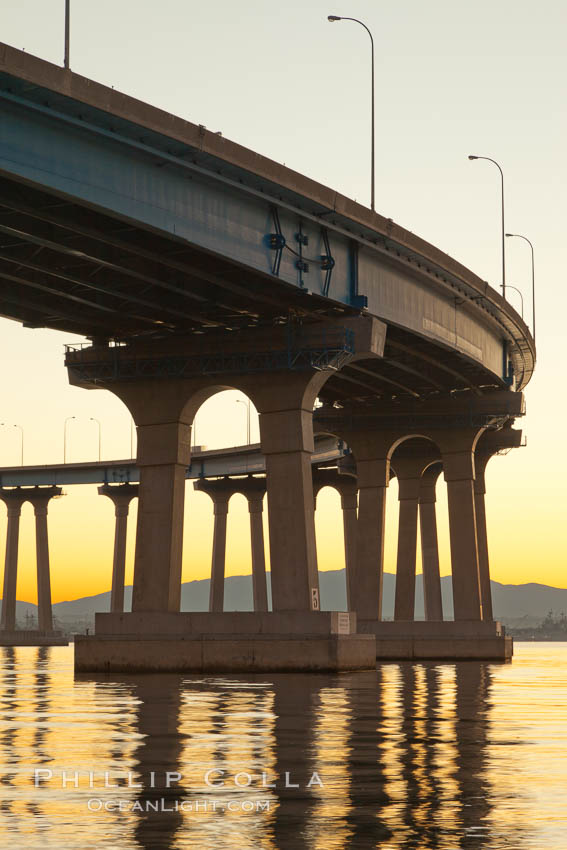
474, 454, 493, 621
33, 646, 50, 759
394, 475, 420, 621
249, 497, 268, 612
440, 433, 483, 621
210, 495, 229, 612
454, 663, 492, 838
0, 492, 26, 631
345, 669, 392, 847
98, 484, 138, 614
132, 678, 185, 849
419, 464, 443, 621
272, 676, 319, 849
260, 407, 320, 611
398, 664, 422, 837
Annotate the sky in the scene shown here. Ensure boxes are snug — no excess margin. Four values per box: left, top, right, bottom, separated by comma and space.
1, 0, 566, 604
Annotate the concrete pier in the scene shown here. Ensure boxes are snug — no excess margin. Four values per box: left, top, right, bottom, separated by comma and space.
75, 611, 376, 673
98, 483, 138, 613
0, 486, 68, 646
418, 464, 444, 621
194, 475, 269, 613
0, 490, 25, 632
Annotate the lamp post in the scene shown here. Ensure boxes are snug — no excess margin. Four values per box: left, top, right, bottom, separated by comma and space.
236, 399, 251, 445
328, 15, 375, 212
90, 417, 102, 461
505, 285, 524, 319
64, 416, 76, 463
506, 233, 536, 342
0, 423, 24, 465
468, 155, 506, 298
64, 0, 70, 69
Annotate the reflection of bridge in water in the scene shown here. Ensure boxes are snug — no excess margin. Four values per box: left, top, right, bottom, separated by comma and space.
0, 646, 530, 849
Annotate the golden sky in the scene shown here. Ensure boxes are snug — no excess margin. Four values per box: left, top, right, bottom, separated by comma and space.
1, 0, 566, 601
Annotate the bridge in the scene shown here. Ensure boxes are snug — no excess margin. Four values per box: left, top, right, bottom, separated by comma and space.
0, 43, 534, 670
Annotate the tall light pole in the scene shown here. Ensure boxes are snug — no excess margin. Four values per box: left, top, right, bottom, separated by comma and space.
328, 15, 375, 211
236, 399, 251, 445
63, 0, 71, 69
0, 423, 24, 465
468, 155, 506, 298
506, 233, 536, 342
64, 0, 70, 69
90, 417, 102, 461
64, 416, 76, 463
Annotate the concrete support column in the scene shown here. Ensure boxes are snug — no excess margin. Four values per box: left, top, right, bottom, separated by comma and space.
313, 468, 358, 611
419, 464, 444, 621
340, 489, 358, 611
98, 484, 138, 614
194, 476, 268, 613
0, 494, 25, 631
249, 498, 268, 612
133, 421, 191, 613
394, 475, 421, 621
440, 435, 484, 621
352, 458, 389, 621
474, 454, 493, 622
33, 503, 54, 632
210, 496, 229, 613
260, 408, 319, 612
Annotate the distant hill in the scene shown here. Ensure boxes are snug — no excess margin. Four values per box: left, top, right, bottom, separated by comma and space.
8, 570, 567, 634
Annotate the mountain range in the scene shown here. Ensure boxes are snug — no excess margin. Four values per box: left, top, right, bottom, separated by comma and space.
9, 570, 567, 633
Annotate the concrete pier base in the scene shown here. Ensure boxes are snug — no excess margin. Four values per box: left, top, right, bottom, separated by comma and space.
74, 611, 376, 673
0, 630, 68, 647
358, 620, 512, 660
74, 633, 376, 673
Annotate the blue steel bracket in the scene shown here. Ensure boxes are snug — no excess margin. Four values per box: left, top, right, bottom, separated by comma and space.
295, 224, 308, 288
351, 294, 368, 309
320, 228, 335, 297
267, 206, 286, 276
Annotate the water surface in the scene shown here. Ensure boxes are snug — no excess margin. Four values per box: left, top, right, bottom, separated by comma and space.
0, 643, 565, 848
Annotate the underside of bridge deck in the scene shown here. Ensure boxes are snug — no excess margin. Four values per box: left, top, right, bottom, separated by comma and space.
0, 175, 506, 406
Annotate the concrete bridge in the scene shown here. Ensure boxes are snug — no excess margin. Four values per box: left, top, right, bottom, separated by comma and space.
0, 44, 535, 670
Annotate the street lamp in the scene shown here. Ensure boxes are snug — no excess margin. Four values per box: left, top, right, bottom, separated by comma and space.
236, 399, 251, 445
506, 233, 536, 342
64, 0, 70, 69
505, 285, 524, 319
468, 155, 506, 298
0, 423, 24, 465
328, 15, 375, 211
90, 417, 102, 461
64, 416, 76, 463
